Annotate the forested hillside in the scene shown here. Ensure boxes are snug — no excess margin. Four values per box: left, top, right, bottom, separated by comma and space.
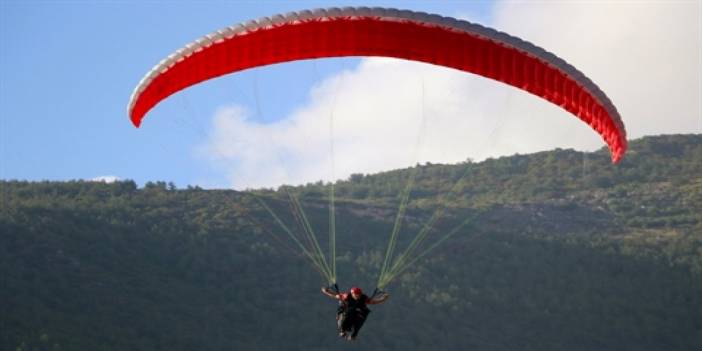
2, 134, 701, 351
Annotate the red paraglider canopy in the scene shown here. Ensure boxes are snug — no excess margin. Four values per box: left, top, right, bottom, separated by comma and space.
128, 7, 627, 162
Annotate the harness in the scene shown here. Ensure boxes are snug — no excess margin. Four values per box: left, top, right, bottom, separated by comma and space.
338, 293, 371, 317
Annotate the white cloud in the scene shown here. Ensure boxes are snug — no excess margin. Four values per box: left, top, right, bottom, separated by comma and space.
200, 2, 701, 189
92, 176, 121, 183
492, 0, 701, 139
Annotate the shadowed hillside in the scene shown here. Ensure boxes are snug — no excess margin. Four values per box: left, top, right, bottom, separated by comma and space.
2, 134, 701, 350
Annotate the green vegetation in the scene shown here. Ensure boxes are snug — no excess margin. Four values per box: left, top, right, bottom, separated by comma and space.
1, 134, 701, 350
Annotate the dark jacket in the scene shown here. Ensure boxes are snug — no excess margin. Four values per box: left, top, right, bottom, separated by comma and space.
338, 293, 370, 316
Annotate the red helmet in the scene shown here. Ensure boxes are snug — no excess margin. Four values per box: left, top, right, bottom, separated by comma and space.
350, 287, 362, 295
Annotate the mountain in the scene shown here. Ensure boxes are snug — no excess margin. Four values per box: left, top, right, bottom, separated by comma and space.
2, 134, 700, 350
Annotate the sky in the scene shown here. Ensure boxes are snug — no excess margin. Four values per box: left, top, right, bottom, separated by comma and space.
1, 0, 700, 190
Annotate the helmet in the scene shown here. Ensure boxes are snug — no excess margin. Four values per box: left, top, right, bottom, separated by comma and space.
350, 287, 362, 295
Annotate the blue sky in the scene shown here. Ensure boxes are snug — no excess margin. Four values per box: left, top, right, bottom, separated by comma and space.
1, 1, 700, 189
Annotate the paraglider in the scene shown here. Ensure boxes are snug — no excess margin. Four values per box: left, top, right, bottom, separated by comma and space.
127, 7, 626, 163
321, 286, 390, 341
128, 6, 627, 340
